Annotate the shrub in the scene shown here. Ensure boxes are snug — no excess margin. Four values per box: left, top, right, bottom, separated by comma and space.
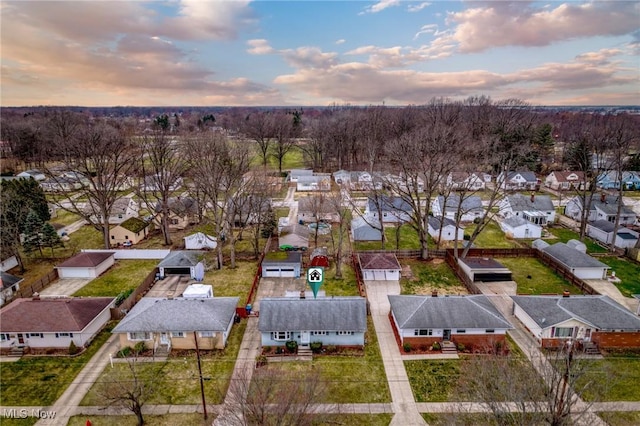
403, 342, 412, 353
457, 343, 466, 352
310, 341, 323, 354
255, 355, 268, 367
117, 346, 132, 358
431, 342, 441, 351
285, 340, 298, 353
68, 341, 80, 356
115, 288, 134, 306
262, 346, 272, 354
325, 345, 337, 354
275, 347, 283, 354
134, 341, 147, 354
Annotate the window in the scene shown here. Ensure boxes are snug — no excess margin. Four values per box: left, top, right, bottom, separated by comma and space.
485, 329, 495, 334
27, 333, 43, 338
129, 332, 150, 340
55, 332, 73, 338
337, 331, 354, 336
554, 327, 574, 338
0, 334, 9, 341
455, 329, 466, 334
414, 329, 433, 336
171, 332, 185, 338
200, 331, 214, 338
111, 235, 115, 240
271, 331, 291, 341
124, 235, 128, 240
312, 331, 327, 336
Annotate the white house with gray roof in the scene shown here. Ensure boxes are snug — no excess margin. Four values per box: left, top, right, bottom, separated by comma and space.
511, 295, 640, 349
112, 297, 239, 353
586, 220, 639, 249
389, 295, 513, 351
565, 194, 637, 225
500, 216, 542, 239
498, 193, 555, 226
365, 195, 413, 224
497, 171, 539, 191
431, 195, 484, 223
258, 297, 367, 348
427, 216, 464, 241
538, 242, 609, 280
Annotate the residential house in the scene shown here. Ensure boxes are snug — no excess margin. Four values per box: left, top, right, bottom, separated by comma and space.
595, 171, 640, 190
278, 224, 309, 250
40, 177, 83, 192
258, 297, 367, 348
0, 296, 115, 352
389, 295, 513, 351
586, 220, 639, 249
351, 216, 382, 241
242, 170, 284, 193
511, 295, 640, 349
333, 170, 383, 191
17, 169, 46, 181
157, 196, 199, 230
141, 174, 183, 192
297, 195, 340, 224
56, 251, 115, 279
500, 216, 542, 239
296, 175, 331, 191
365, 196, 413, 224
0, 255, 18, 272
261, 252, 303, 278
158, 251, 205, 279
497, 171, 539, 191
288, 169, 314, 183
446, 172, 490, 191
565, 194, 637, 225
427, 216, 464, 241
227, 194, 272, 227
112, 297, 239, 353
386, 173, 424, 193
622, 171, 640, 190
109, 217, 150, 246
544, 171, 587, 191
431, 195, 484, 223
358, 253, 401, 281
537, 242, 609, 280
457, 257, 512, 282
1, 271, 23, 305
184, 232, 217, 250
86, 196, 139, 225
498, 193, 555, 225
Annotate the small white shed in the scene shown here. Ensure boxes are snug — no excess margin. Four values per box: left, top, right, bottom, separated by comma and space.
182, 284, 213, 298
184, 232, 217, 250
500, 216, 542, 239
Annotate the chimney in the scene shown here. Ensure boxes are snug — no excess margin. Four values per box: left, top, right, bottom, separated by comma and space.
432, 290, 438, 297
530, 192, 535, 203
600, 192, 606, 203
562, 290, 570, 298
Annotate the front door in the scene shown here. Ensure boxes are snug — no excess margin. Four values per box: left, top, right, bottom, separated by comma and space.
301, 331, 310, 347
160, 333, 169, 345
443, 329, 451, 341
17, 334, 24, 345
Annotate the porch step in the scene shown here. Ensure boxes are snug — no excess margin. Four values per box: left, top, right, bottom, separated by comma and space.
583, 342, 600, 355
8, 347, 25, 357
297, 347, 313, 357
154, 345, 170, 357
441, 341, 458, 355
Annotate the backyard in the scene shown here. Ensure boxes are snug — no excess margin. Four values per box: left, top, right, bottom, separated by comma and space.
544, 226, 608, 254
400, 259, 467, 295
464, 220, 521, 249
598, 256, 640, 297
353, 224, 427, 251
203, 261, 257, 306
72, 259, 158, 297
495, 257, 579, 295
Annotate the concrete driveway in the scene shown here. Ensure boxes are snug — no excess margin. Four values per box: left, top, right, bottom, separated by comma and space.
145, 275, 191, 298
254, 277, 307, 310
39, 278, 91, 296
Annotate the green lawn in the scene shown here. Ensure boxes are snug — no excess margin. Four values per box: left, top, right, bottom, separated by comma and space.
265, 144, 306, 171
322, 263, 359, 296
50, 209, 83, 227
599, 256, 640, 297
578, 354, 640, 402
544, 226, 608, 253
597, 412, 640, 426
496, 257, 579, 295
263, 317, 390, 403
0, 418, 38, 426
353, 224, 425, 251
0, 323, 114, 406
313, 414, 394, 425
204, 261, 257, 306
72, 260, 158, 297
82, 321, 246, 406
275, 207, 290, 219
465, 221, 520, 248
68, 414, 211, 426
400, 259, 467, 295
405, 359, 462, 402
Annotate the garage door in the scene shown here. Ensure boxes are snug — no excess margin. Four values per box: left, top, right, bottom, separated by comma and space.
473, 272, 512, 282
163, 267, 191, 275
263, 267, 296, 278
280, 268, 296, 278
373, 270, 386, 280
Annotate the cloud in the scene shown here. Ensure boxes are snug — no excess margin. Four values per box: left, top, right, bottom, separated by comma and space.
335, 39, 346, 45
247, 39, 275, 55
441, 1, 640, 53
345, 42, 455, 67
407, 2, 431, 13
359, 0, 401, 15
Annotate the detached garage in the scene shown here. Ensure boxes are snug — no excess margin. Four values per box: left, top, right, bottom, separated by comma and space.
56, 252, 115, 279
358, 253, 401, 281
262, 252, 302, 278
158, 251, 205, 279
458, 257, 512, 282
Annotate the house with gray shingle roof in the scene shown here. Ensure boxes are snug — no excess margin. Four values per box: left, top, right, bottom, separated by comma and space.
351, 216, 382, 242
365, 195, 413, 224
431, 195, 484, 223
1, 271, 23, 306
498, 193, 555, 226
511, 295, 640, 349
85, 196, 139, 225
389, 295, 513, 351
500, 216, 542, 239
565, 194, 637, 225
113, 297, 239, 352
258, 297, 367, 348
586, 220, 639, 249
538, 242, 609, 280
427, 216, 464, 241
497, 171, 539, 191
0, 296, 115, 352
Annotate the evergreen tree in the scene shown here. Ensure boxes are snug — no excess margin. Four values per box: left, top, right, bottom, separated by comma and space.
41, 222, 63, 255
22, 210, 44, 256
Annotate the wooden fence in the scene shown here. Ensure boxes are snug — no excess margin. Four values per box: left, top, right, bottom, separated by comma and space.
237, 236, 273, 318
533, 251, 598, 295
14, 269, 59, 299
355, 249, 423, 259
110, 267, 159, 319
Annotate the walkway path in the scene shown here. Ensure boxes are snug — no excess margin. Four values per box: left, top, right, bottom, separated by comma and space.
365, 280, 426, 425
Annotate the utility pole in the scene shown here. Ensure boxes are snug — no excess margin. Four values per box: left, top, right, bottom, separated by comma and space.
194, 331, 208, 420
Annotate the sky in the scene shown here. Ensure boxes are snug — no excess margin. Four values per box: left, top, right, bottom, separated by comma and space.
1, 0, 639, 107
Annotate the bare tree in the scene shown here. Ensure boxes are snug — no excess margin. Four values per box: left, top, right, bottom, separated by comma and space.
242, 112, 274, 167
98, 357, 167, 426
325, 190, 351, 279
270, 113, 297, 175
221, 366, 330, 426
47, 122, 136, 249
135, 129, 189, 246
